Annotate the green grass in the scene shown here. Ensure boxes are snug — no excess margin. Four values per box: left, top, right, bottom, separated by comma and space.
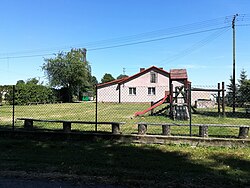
0, 102, 249, 137
0, 138, 249, 187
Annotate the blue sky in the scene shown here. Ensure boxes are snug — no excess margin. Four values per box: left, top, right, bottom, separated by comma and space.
0, 0, 250, 87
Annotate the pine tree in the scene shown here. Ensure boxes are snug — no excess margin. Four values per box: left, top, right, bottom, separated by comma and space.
226, 75, 239, 107
238, 69, 249, 106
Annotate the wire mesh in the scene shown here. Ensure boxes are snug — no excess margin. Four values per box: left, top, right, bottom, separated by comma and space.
0, 84, 249, 138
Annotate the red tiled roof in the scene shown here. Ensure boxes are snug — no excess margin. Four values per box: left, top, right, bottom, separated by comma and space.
97, 66, 170, 88
170, 69, 188, 80
96, 78, 126, 88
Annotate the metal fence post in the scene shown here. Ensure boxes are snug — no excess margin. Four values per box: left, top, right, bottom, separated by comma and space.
12, 85, 15, 131
95, 84, 98, 132
189, 83, 192, 137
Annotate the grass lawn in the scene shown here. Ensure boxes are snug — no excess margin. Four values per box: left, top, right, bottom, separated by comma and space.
0, 137, 249, 187
0, 102, 249, 137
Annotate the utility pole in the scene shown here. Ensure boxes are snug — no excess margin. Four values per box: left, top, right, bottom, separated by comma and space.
232, 14, 238, 113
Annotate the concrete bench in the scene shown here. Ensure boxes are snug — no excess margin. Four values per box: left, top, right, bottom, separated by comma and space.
137, 122, 249, 139
16, 118, 125, 134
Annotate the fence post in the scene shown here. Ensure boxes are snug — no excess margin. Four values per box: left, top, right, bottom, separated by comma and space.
95, 84, 98, 132
188, 83, 192, 137
138, 123, 147, 135
12, 85, 15, 131
217, 83, 221, 113
169, 83, 173, 118
222, 82, 225, 117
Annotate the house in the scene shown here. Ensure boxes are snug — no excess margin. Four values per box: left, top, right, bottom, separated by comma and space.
97, 66, 185, 103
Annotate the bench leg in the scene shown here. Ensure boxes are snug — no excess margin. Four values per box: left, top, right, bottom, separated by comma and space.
112, 123, 120, 134
239, 127, 249, 139
138, 124, 147, 135
199, 126, 208, 137
63, 122, 71, 133
24, 119, 33, 130
162, 125, 171, 136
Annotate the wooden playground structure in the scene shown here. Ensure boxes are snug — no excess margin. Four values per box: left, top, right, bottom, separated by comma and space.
135, 69, 226, 120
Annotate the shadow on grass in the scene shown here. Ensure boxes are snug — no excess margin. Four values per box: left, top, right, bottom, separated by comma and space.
211, 154, 250, 175
0, 138, 249, 187
0, 125, 13, 130
209, 154, 250, 186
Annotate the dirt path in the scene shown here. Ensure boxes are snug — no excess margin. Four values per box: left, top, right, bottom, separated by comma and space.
0, 177, 126, 188
0, 171, 127, 188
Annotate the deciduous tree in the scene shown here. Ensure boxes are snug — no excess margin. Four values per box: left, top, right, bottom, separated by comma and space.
117, 74, 128, 79
43, 48, 92, 102
101, 73, 115, 83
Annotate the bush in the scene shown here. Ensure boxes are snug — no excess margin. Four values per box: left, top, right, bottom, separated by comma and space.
5, 83, 57, 105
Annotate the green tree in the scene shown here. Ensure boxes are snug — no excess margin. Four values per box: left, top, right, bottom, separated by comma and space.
117, 74, 128, 79
42, 48, 91, 102
91, 76, 98, 85
101, 73, 115, 83
26, 78, 39, 85
226, 75, 239, 107
16, 80, 25, 85
0, 85, 12, 104
238, 69, 249, 105
4, 78, 55, 105
238, 69, 247, 85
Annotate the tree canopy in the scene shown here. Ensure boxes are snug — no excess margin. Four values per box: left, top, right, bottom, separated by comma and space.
42, 48, 92, 102
117, 74, 129, 79
101, 73, 115, 83
3, 78, 55, 105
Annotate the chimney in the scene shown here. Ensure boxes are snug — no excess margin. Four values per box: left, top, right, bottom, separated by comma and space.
140, 68, 145, 72
159, 67, 163, 70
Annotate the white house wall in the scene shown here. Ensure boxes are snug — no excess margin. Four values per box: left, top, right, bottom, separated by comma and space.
97, 70, 190, 103
97, 85, 119, 102
191, 91, 216, 105
120, 71, 169, 103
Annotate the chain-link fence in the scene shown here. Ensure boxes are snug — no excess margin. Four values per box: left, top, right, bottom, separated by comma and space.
0, 84, 249, 138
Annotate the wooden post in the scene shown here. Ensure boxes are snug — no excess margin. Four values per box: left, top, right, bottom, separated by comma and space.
222, 82, 225, 117
112, 123, 120, 134
188, 83, 192, 136
238, 127, 249, 139
217, 83, 221, 113
170, 83, 173, 118
162, 125, 171, 136
63, 122, 71, 133
199, 126, 208, 137
138, 124, 147, 135
24, 119, 33, 130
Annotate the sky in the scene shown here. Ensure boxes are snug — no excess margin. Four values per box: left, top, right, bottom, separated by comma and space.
0, 0, 250, 87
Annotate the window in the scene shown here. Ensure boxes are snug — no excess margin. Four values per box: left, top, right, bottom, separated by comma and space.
129, 87, 136, 95
150, 71, 157, 83
148, 87, 156, 95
